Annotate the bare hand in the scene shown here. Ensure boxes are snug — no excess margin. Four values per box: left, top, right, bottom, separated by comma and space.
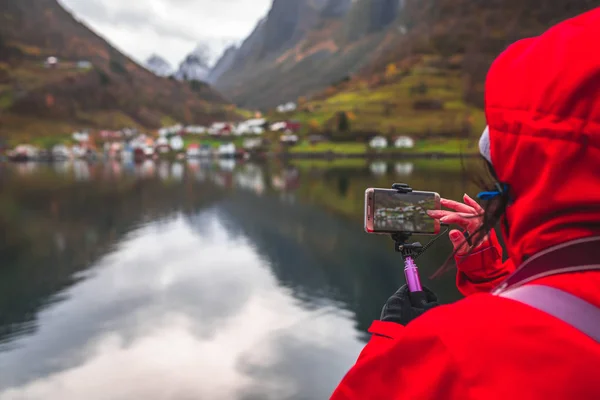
427, 194, 486, 255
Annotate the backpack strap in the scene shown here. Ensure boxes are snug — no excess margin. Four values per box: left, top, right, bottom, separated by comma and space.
499, 285, 600, 343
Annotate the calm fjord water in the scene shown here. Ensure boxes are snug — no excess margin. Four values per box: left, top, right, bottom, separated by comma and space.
0, 159, 482, 400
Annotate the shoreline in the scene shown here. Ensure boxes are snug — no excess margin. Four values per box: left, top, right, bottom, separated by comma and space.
275, 151, 479, 159
1, 152, 480, 163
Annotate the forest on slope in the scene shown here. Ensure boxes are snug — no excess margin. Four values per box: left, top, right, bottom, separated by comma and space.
0, 0, 241, 140
213, 0, 597, 138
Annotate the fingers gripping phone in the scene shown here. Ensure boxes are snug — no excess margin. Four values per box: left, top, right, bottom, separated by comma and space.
365, 188, 441, 235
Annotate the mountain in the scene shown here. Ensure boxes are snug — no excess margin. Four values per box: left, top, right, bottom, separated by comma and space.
320, 0, 353, 18
206, 45, 238, 84
230, 18, 268, 69
175, 44, 212, 82
271, 0, 599, 139
360, 0, 599, 107
213, 0, 596, 111
0, 0, 239, 139
145, 54, 173, 77
213, 0, 402, 109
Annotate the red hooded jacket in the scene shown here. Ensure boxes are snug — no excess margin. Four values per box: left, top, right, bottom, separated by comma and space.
332, 8, 600, 400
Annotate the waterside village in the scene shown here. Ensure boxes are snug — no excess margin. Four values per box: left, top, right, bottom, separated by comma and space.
1, 116, 417, 163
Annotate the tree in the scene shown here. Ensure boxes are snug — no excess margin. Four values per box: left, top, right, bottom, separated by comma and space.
308, 119, 321, 133
337, 111, 350, 132
385, 63, 398, 79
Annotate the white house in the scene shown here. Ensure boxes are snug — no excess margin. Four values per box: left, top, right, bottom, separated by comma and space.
45, 56, 58, 68
270, 121, 287, 132
12, 144, 38, 159
159, 124, 183, 137
185, 126, 207, 135
218, 143, 236, 158
209, 122, 228, 135
369, 136, 388, 149
394, 136, 415, 149
280, 134, 299, 144
52, 145, 70, 160
169, 135, 184, 152
235, 118, 266, 135
276, 102, 297, 113
144, 146, 155, 157
72, 131, 89, 143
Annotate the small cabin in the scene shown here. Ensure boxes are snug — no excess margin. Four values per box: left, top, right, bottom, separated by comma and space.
45, 56, 59, 68
185, 126, 207, 135
169, 136, 184, 152
276, 102, 297, 113
394, 136, 415, 149
209, 122, 228, 136
218, 143, 236, 157
369, 136, 388, 149
270, 122, 287, 132
280, 134, 298, 145
52, 145, 70, 160
72, 131, 89, 143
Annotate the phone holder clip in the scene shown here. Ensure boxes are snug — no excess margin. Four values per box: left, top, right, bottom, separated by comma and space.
389, 183, 424, 258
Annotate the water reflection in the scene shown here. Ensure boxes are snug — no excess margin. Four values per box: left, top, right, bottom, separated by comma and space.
369, 161, 387, 176
0, 158, 484, 399
395, 162, 414, 176
0, 215, 363, 400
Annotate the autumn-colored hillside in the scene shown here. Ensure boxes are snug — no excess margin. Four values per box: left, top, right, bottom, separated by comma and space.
362, 0, 600, 108
277, 55, 486, 143
215, 0, 597, 115
0, 0, 241, 139
259, 0, 598, 140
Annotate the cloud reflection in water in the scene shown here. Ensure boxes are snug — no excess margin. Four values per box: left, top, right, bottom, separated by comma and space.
0, 212, 363, 400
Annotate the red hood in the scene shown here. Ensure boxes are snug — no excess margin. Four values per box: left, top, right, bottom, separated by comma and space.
485, 8, 600, 265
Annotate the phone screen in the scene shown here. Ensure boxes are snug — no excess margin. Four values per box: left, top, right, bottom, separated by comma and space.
367, 189, 440, 234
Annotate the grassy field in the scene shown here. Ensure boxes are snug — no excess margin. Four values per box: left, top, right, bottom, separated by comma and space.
289, 141, 368, 154
182, 136, 247, 148
287, 138, 477, 155
276, 55, 487, 139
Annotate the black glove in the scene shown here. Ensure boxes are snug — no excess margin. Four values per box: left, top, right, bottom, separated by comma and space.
380, 285, 440, 326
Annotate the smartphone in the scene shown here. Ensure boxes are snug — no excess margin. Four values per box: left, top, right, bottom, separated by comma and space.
365, 188, 441, 235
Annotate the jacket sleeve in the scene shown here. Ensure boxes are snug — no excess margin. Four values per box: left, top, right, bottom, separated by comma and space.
331, 317, 465, 400
455, 229, 516, 296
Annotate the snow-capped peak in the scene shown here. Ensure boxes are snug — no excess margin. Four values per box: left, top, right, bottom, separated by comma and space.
175, 44, 212, 82
145, 54, 173, 77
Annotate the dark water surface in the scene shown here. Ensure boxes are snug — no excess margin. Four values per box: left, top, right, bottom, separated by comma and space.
0, 158, 484, 400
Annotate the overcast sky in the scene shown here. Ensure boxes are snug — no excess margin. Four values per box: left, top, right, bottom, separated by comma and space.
58, 0, 272, 68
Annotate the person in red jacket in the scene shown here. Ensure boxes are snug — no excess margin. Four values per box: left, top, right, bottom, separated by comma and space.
331, 8, 600, 400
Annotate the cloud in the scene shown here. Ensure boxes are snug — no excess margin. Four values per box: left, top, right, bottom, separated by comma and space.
0, 213, 364, 400
58, 0, 272, 67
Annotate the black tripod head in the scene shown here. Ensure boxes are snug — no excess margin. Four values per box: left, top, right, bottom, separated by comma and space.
389, 183, 425, 259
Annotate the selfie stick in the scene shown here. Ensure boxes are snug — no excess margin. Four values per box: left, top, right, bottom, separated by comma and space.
391, 183, 428, 305
404, 256, 423, 292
